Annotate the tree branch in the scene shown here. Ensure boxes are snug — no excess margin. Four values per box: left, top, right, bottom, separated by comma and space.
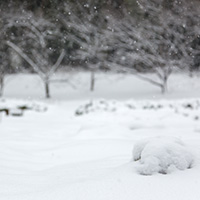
6, 41, 45, 79
48, 49, 65, 77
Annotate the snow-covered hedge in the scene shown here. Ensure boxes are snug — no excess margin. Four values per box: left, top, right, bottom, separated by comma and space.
0, 99, 47, 117
133, 137, 194, 175
75, 99, 200, 120
75, 100, 118, 116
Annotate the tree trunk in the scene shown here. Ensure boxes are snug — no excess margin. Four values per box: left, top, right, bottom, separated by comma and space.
161, 77, 168, 94
0, 77, 4, 97
90, 71, 95, 92
44, 80, 50, 98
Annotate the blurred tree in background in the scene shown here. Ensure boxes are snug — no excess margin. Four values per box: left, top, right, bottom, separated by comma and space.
0, 0, 199, 97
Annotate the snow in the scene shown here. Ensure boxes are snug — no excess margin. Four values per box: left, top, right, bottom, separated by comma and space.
3, 72, 200, 100
1, 72, 200, 200
133, 137, 194, 175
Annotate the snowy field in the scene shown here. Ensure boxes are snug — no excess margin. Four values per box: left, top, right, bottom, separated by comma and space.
3, 72, 200, 100
1, 72, 200, 200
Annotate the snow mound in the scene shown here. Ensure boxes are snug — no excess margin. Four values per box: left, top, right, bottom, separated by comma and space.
133, 137, 194, 175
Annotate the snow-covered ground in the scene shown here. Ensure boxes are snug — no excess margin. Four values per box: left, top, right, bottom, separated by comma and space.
1, 72, 200, 200
3, 72, 200, 100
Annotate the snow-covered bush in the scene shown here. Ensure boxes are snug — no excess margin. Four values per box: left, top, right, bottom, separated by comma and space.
133, 137, 194, 175
75, 99, 200, 120
75, 100, 117, 116
0, 99, 47, 117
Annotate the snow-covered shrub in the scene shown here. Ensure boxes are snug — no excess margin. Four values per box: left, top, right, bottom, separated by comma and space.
75, 99, 200, 120
0, 99, 47, 117
75, 100, 117, 116
133, 137, 194, 175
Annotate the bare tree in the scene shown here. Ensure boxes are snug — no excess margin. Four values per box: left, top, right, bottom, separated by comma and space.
137, 0, 200, 82
0, 67, 6, 97
107, 0, 199, 93
0, 46, 9, 97
0, 9, 15, 97
6, 11, 65, 98
58, 3, 111, 91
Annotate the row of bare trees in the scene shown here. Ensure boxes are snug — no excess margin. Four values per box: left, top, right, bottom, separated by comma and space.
0, 0, 199, 98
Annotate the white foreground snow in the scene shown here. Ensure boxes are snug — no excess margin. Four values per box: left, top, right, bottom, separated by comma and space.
1, 98, 200, 200
133, 137, 194, 175
1, 73, 200, 200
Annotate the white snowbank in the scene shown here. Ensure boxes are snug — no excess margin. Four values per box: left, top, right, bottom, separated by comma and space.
133, 137, 194, 175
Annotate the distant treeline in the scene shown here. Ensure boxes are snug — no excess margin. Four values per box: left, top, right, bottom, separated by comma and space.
0, 0, 200, 97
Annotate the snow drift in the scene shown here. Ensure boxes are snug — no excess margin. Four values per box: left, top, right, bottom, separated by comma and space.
133, 137, 194, 175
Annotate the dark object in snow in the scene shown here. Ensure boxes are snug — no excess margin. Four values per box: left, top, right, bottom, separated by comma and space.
0, 108, 9, 115
194, 116, 199, 120
184, 103, 193, 109
125, 103, 135, 109
17, 105, 32, 111
75, 102, 93, 116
